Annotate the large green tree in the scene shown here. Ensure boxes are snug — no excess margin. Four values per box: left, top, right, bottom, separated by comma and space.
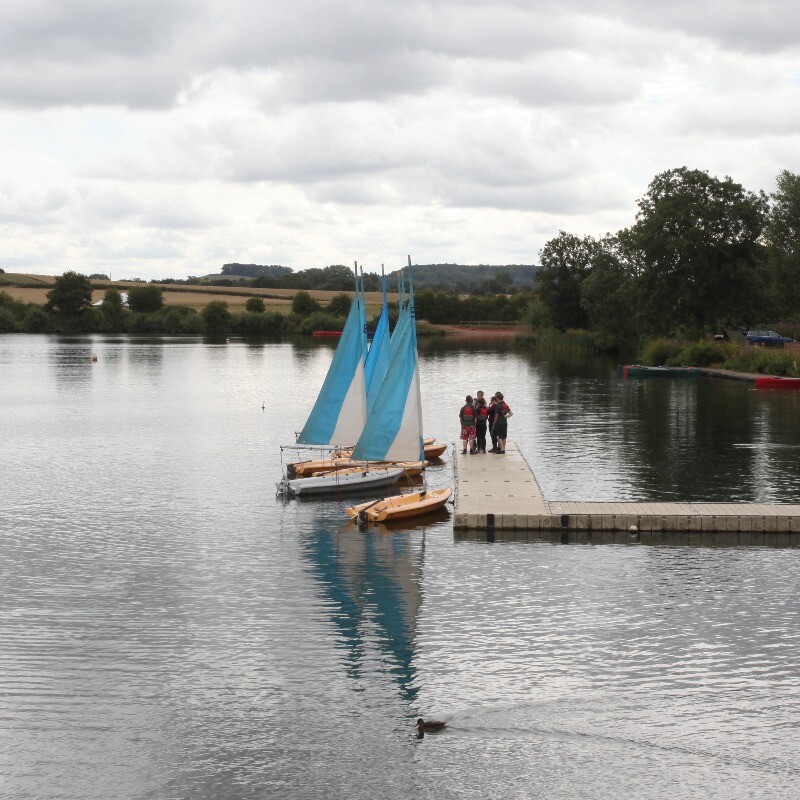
245, 296, 266, 313
626, 167, 768, 333
291, 290, 321, 316
537, 232, 596, 329
579, 235, 638, 348
764, 169, 800, 316
326, 292, 351, 316
100, 289, 126, 332
127, 285, 164, 313
202, 300, 232, 335
46, 271, 93, 317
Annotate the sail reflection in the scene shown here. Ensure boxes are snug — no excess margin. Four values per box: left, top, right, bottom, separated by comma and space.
300, 518, 425, 704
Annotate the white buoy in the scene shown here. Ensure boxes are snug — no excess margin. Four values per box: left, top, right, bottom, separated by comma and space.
629, 525, 638, 533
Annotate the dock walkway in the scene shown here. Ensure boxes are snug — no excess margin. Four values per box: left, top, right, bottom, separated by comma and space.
453, 442, 800, 545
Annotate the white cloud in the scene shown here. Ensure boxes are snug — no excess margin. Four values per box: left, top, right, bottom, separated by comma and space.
0, 0, 798, 278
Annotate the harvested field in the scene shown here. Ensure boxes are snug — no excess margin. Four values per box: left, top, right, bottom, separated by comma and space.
2, 283, 383, 317
0, 273, 56, 286
87, 279, 396, 305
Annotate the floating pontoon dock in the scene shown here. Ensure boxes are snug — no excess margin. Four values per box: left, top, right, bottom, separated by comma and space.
453, 443, 800, 546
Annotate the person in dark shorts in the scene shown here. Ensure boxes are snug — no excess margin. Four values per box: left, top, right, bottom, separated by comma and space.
487, 394, 499, 452
475, 397, 489, 453
459, 395, 477, 454
491, 392, 512, 454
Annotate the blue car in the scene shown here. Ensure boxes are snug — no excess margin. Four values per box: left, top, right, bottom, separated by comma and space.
746, 329, 795, 348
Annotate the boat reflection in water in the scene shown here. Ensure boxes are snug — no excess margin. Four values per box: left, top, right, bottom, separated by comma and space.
299, 514, 432, 704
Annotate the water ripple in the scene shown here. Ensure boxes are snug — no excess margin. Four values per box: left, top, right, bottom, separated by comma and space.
1, 337, 799, 799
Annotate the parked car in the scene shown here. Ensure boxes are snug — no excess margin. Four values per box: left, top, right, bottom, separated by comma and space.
746, 329, 795, 348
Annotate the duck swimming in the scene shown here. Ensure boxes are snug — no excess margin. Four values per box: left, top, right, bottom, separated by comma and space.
417, 718, 447, 732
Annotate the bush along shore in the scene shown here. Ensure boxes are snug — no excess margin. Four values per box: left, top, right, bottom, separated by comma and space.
0, 282, 448, 338
642, 337, 800, 377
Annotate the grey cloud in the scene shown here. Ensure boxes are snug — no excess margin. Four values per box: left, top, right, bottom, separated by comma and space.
567, 0, 800, 54
459, 53, 640, 106
81, 88, 630, 217
309, 171, 632, 215
0, 0, 755, 110
0, 0, 198, 59
258, 52, 452, 107
0, 182, 76, 223
0, 54, 187, 109
671, 90, 800, 138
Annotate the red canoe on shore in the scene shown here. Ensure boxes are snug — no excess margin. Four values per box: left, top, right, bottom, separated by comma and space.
311, 330, 342, 337
754, 376, 800, 390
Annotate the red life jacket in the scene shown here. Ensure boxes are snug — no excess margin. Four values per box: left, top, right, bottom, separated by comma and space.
477, 405, 489, 421
461, 405, 475, 424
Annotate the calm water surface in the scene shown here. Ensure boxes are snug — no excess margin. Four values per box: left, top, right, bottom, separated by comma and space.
1, 335, 799, 799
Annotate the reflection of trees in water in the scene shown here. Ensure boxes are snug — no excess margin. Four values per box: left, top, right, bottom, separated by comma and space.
533, 359, 792, 502
300, 522, 424, 705
52, 339, 96, 390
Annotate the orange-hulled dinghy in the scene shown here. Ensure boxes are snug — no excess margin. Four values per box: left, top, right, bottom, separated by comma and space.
328, 459, 428, 477
310, 464, 422, 480
286, 450, 352, 478
423, 442, 447, 459
346, 487, 452, 523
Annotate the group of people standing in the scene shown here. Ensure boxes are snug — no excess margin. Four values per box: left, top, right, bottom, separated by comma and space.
459, 391, 513, 455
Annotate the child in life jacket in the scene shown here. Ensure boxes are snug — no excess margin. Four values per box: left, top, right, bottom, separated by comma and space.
475, 397, 489, 453
491, 392, 513, 454
487, 395, 499, 452
459, 395, 477, 454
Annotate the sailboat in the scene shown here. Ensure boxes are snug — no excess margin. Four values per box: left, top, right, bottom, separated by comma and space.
279, 264, 424, 498
284, 465, 407, 496
345, 258, 452, 523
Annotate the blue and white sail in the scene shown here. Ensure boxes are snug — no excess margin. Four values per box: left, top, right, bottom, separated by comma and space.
364, 268, 390, 413
351, 266, 423, 463
297, 285, 366, 447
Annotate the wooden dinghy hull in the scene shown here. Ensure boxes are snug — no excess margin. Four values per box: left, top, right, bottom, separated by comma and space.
326, 459, 429, 477
283, 467, 405, 496
287, 450, 352, 478
345, 487, 453, 523
423, 443, 447, 459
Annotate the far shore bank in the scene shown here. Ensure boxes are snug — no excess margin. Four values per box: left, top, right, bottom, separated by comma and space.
437, 324, 520, 339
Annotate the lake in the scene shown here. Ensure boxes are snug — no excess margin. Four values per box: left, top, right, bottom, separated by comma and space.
1, 334, 799, 799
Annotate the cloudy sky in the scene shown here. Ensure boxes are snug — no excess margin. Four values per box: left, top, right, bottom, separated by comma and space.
1, 1, 799, 279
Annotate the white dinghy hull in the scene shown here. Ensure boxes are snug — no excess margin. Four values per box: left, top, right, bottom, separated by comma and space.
279, 467, 406, 497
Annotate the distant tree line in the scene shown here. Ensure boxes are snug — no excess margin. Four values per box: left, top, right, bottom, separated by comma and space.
414, 290, 531, 324
156, 262, 539, 295
0, 276, 358, 337
389, 263, 539, 294
221, 263, 293, 279
530, 167, 800, 349
2, 261, 540, 296
0, 275, 284, 337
